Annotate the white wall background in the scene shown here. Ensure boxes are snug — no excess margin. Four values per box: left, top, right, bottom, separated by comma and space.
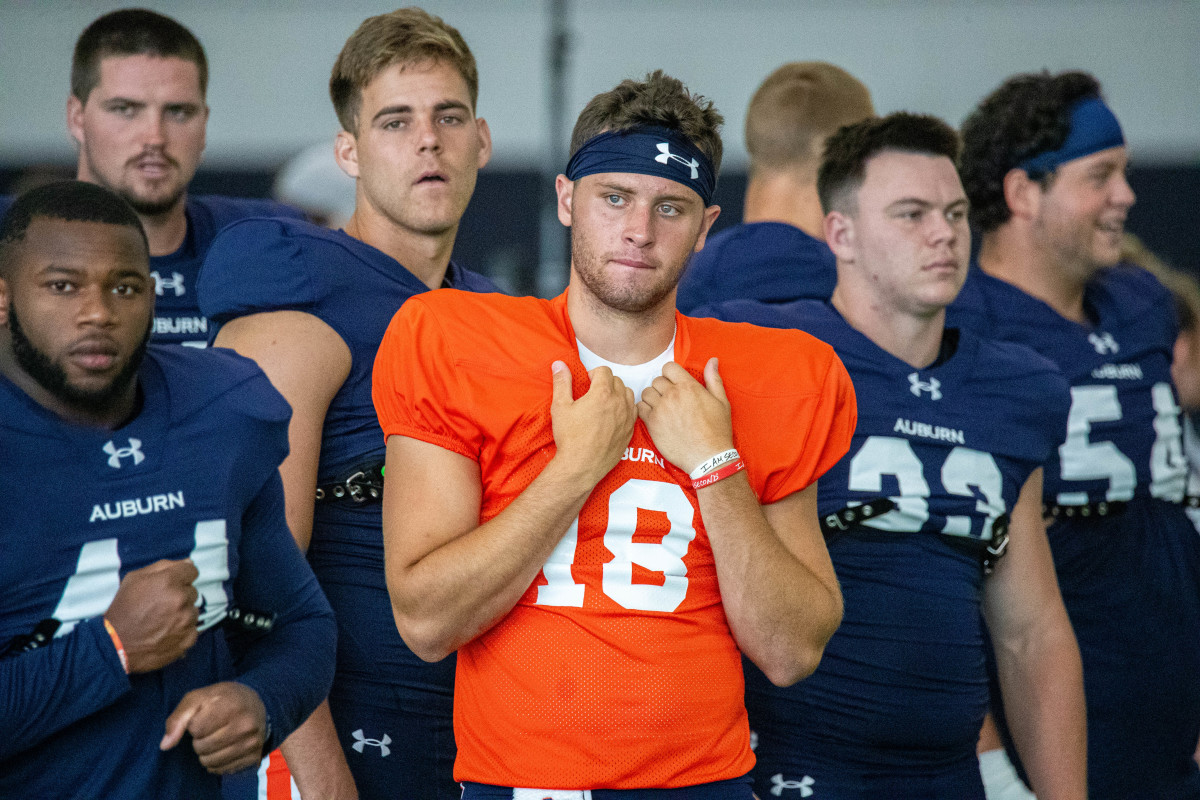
1, 0, 1198, 170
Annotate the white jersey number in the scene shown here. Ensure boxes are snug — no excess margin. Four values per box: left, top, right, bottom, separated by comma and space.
51, 520, 231, 636
847, 436, 1006, 540
536, 479, 697, 612
1057, 382, 1184, 504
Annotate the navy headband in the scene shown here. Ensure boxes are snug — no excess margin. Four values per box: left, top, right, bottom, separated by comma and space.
565, 126, 717, 206
1018, 95, 1125, 176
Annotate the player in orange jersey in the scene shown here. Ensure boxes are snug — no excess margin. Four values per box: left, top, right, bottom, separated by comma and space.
372, 71, 856, 798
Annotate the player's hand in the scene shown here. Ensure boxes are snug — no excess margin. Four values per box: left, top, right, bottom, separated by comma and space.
160, 681, 268, 775
549, 360, 636, 486
104, 558, 200, 673
638, 358, 734, 474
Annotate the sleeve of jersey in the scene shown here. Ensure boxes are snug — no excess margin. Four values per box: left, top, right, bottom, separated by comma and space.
372, 297, 483, 459
753, 347, 857, 504
0, 616, 131, 760
196, 218, 322, 328
228, 470, 335, 752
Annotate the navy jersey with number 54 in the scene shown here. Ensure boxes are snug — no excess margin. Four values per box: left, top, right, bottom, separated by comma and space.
0, 346, 336, 799
700, 299, 1069, 797
948, 265, 1200, 800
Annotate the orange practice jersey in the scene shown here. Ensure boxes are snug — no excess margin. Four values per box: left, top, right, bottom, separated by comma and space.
373, 290, 856, 789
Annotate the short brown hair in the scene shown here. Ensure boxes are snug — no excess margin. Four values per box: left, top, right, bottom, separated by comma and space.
818, 112, 961, 215
330, 7, 478, 134
569, 70, 724, 176
745, 62, 873, 175
72, 8, 208, 103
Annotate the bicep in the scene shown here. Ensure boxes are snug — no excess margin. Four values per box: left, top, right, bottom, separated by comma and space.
381, 435, 482, 590
214, 311, 351, 551
982, 468, 1063, 640
762, 480, 838, 592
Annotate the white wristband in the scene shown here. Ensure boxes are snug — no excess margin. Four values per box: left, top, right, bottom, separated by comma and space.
689, 448, 740, 480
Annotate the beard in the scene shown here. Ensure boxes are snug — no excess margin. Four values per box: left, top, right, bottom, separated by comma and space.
570, 232, 687, 315
9, 303, 150, 412
121, 188, 185, 218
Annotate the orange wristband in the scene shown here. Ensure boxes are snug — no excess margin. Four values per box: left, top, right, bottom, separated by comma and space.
691, 458, 746, 490
103, 617, 129, 674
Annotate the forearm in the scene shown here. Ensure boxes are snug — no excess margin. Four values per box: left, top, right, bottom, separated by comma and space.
698, 475, 842, 686
278, 700, 358, 800
994, 612, 1086, 800
387, 458, 595, 661
0, 617, 130, 760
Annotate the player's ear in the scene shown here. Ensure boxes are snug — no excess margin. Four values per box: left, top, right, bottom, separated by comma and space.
555, 174, 574, 227
475, 117, 493, 170
692, 204, 721, 253
66, 94, 85, 147
824, 210, 854, 260
1003, 167, 1040, 222
333, 129, 360, 180
0, 278, 9, 327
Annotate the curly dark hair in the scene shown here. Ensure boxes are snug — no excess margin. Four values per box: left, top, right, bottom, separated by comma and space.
817, 112, 960, 215
960, 71, 1102, 233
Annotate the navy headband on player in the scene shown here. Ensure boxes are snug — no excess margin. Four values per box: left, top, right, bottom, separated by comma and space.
565, 126, 717, 206
1018, 95, 1125, 177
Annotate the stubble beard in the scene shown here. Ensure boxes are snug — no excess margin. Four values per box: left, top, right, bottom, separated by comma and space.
570, 233, 685, 315
82, 145, 186, 218
8, 303, 150, 413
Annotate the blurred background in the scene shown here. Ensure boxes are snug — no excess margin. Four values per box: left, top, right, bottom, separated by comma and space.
2, 0, 1197, 295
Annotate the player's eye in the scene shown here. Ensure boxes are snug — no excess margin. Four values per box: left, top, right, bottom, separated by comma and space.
47, 280, 75, 293
112, 283, 142, 296
657, 204, 680, 217
606, 194, 625, 207
438, 114, 464, 125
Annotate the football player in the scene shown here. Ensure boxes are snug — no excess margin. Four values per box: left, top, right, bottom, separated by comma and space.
951, 70, 1200, 800
696, 112, 1086, 800
198, 8, 498, 799
67, 8, 303, 347
373, 70, 856, 798
676, 62, 873, 313
0, 181, 335, 798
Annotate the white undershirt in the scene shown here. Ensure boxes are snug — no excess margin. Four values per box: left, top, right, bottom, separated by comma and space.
576, 336, 676, 400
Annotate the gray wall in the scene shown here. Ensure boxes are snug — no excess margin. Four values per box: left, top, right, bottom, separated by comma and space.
1, 1, 1198, 170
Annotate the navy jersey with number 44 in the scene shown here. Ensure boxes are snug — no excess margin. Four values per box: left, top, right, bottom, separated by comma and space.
948, 265, 1200, 800
0, 346, 336, 799
702, 299, 1069, 797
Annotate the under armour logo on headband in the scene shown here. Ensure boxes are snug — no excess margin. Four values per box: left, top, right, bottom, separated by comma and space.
564, 125, 717, 205
655, 142, 700, 180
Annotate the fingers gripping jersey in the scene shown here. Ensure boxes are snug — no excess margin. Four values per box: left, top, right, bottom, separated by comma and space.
703, 300, 1069, 782
373, 290, 856, 789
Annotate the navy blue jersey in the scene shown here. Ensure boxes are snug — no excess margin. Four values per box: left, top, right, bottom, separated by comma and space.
948, 266, 1200, 800
151, 195, 303, 347
0, 346, 335, 799
198, 218, 499, 796
705, 299, 1068, 791
676, 222, 835, 313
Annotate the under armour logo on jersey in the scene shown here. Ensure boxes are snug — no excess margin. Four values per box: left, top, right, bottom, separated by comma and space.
151, 270, 186, 297
908, 372, 942, 400
350, 729, 391, 757
1088, 332, 1119, 354
655, 142, 700, 180
103, 438, 145, 468
770, 773, 815, 797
